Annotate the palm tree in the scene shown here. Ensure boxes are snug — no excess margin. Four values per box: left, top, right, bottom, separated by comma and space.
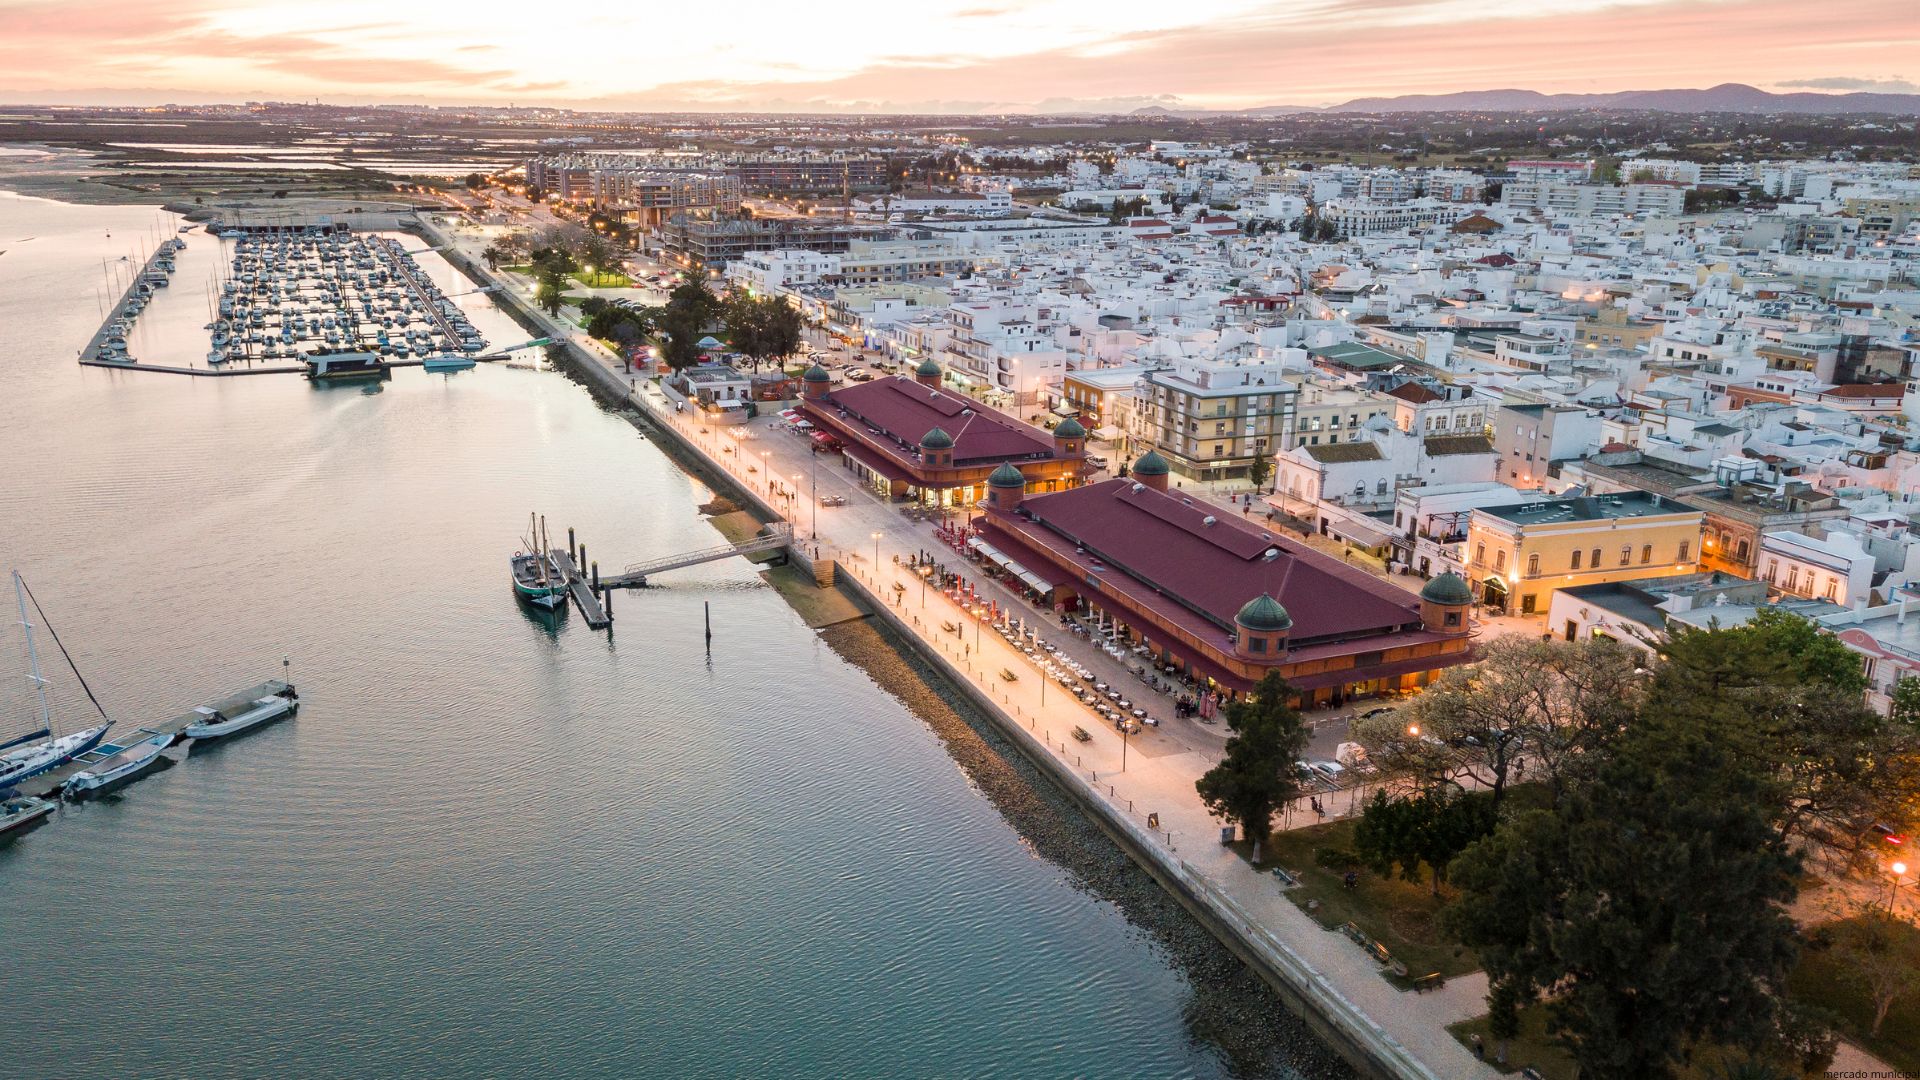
481, 244, 502, 271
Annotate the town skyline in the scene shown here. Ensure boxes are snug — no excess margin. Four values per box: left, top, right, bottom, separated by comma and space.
0, 0, 1914, 113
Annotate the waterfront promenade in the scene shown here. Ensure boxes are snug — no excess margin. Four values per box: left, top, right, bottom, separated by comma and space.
418, 216, 1500, 1079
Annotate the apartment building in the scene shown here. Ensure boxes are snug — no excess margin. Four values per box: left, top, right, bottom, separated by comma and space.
1323, 199, 1468, 237
1492, 403, 1601, 488
1137, 358, 1296, 482
1500, 181, 1687, 218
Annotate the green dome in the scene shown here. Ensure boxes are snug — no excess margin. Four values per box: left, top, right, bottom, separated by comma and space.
988, 462, 1026, 489
1235, 593, 1293, 632
920, 427, 955, 450
1053, 416, 1086, 439
915, 358, 942, 377
802, 363, 831, 383
1131, 449, 1170, 476
1420, 572, 1475, 606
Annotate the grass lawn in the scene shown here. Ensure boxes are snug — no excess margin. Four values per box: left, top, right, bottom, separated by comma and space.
570, 269, 633, 288
1247, 815, 1479, 983
500, 263, 531, 275
1447, 1008, 1817, 1080
1449, 1008, 1575, 1078
1789, 915, 1920, 1074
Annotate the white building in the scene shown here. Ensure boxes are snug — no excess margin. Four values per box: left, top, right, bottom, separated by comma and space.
1758, 529, 1875, 607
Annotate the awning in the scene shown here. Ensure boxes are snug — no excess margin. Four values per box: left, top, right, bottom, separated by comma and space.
1327, 515, 1396, 549
842, 441, 916, 484
808, 429, 841, 448
967, 537, 1056, 595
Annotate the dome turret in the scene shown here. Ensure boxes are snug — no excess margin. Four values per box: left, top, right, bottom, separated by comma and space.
1235, 593, 1293, 632
920, 427, 954, 450
1419, 572, 1475, 606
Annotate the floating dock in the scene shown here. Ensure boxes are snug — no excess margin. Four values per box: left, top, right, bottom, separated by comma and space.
6, 680, 291, 800
532, 522, 794, 630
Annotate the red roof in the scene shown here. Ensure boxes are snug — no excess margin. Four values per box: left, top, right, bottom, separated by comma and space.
812, 376, 1056, 465
989, 479, 1423, 644
1385, 383, 1443, 404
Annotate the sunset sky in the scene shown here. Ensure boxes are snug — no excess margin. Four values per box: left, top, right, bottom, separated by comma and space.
0, 0, 1913, 112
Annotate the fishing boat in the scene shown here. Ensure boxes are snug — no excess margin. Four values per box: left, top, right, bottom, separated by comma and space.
181, 685, 298, 741
1, 795, 55, 844
0, 572, 112, 792
63, 732, 174, 797
511, 514, 568, 610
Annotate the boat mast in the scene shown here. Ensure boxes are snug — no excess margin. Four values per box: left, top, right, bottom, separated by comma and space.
12, 571, 53, 742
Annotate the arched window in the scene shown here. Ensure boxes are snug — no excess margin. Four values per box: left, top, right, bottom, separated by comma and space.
1474, 543, 1485, 567
1495, 550, 1507, 572
1678, 540, 1691, 562
1527, 552, 1540, 576
1590, 548, 1602, 571
1641, 545, 1652, 564
1571, 549, 1583, 570
1620, 545, 1632, 566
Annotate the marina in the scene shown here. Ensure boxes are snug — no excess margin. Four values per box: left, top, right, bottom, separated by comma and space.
72, 218, 546, 380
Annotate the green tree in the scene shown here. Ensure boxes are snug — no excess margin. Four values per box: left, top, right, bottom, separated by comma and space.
1445, 715, 1803, 1080
724, 294, 804, 371
533, 262, 567, 318
1352, 788, 1493, 896
1245, 452, 1272, 493
1195, 672, 1308, 862
1888, 675, 1920, 727
1655, 608, 1919, 851
481, 244, 502, 271
655, 278, 723, 372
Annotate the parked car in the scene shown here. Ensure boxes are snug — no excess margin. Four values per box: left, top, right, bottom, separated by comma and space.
845, 368, 875, 382
1307, 760, 1346, 785
818, 494, 847, 507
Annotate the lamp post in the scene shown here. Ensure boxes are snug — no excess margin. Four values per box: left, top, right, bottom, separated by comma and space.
761, 450, 770, 493
1892, 860, 1910, 914
872, 530, 882, 568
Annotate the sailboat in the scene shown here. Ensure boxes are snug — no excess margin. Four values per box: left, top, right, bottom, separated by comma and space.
0, 572, 110, 793
510, 514, 568, 610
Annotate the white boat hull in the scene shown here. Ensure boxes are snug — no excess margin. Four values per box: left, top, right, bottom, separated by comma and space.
183, 694, 297, 740
64, 732, 175, 795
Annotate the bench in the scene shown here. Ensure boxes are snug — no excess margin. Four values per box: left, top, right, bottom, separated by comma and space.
1410, 972, 1446, 993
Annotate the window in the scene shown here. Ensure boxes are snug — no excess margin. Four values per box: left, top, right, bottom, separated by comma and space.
1475, 543, 1486, 567
1678, 541, 1690, 562
1766, 559, 1778, 583
1444, 611, 1461, 627
1824, 577, 1839, 601
1527, 552, 1540, 575
1495, 550, 1507, 572
1591, 548, 1602, 570
1786, 568, 1799, 592
1736, 539, 1750, 562
1247, 636, 1267, 654
1641, 545, 1653, 564
1571, 549, 1583, 570
1620, 545, 1632, 566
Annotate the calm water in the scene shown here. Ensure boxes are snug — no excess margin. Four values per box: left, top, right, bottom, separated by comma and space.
0, 192, 1313, 1079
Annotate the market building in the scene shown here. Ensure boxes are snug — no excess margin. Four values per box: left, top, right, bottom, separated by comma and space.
799, 362, 1085, 507
971, 451, 1476, 704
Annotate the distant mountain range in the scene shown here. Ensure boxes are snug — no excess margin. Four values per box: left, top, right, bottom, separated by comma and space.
1127, 84, 1920, 117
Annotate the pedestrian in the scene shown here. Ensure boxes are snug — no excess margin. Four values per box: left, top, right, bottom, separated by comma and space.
1343, 870, 1358, 891
1471, 1035, 1484, 1060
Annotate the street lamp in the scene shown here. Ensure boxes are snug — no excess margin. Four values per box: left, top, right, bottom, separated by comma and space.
872, 530, 882, 567
1892, 860, 1910, 913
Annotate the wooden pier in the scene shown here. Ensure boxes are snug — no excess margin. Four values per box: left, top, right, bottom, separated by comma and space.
546, 550, 611, 629
534, 522, 793, 630
8, 680, 290, 799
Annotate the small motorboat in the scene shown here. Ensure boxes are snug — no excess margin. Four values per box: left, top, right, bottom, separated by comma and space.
63, 732, 174, 797
1, 794, 56, 845
182, 687, 298, 741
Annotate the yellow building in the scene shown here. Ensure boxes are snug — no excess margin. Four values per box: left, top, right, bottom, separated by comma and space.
1465, 491, 1704, 616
